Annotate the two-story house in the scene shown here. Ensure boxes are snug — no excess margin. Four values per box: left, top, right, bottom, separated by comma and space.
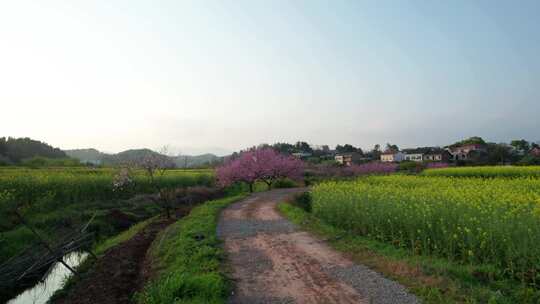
448, 144, 486, 161
335, 152, 362, 166
423, 149, 451, 162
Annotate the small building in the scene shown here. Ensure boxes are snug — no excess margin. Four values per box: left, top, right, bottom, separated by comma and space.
448, 144, 486, 161
423, 149, 451, 162
335, 152, 362, 166
402, 148, 429, 162
530, 147, 540, 157
401, 148, 425, 162
380, 151, 405, 162
404, 153, 423, 162
292, 152, 312, 159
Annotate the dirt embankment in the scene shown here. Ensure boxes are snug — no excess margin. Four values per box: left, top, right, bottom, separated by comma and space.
54, 218, 171, 304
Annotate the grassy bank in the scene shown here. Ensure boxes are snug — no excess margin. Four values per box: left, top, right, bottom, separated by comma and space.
136, 195, 245, 304
279, 202, 539, 303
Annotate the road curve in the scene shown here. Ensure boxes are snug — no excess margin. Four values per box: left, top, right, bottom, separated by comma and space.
217, 188, 419, 304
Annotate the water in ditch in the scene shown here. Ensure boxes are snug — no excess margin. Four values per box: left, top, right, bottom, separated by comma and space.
7, 252, 88, 304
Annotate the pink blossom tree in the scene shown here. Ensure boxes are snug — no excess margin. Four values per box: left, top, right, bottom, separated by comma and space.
216, 148, 304, 192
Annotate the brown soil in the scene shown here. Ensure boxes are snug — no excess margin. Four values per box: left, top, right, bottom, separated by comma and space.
218, 189, 418, 304
55, 217, 173, 304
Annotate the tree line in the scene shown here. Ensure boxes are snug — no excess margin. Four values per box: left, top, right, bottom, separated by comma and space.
0, 137, 67, 165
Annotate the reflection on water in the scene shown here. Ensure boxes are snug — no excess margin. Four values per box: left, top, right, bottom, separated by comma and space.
8, 252, 88, 304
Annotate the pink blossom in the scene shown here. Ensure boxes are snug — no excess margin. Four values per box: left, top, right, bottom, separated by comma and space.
344, 162, 398, 176
216, 148, 304, 191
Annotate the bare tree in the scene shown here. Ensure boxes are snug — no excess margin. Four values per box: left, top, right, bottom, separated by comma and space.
139, 145, 176, 184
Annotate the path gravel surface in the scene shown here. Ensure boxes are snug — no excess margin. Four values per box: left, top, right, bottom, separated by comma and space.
218, 188, 420, 304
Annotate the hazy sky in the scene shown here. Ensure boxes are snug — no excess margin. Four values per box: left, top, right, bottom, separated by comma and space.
1, 1, 538, 155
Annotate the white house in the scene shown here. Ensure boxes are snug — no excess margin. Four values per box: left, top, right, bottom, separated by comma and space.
380, 151, 406, 162
404, 153, 423, 162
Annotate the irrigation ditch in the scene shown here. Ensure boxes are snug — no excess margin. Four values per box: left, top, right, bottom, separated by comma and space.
1, 186, 227, 304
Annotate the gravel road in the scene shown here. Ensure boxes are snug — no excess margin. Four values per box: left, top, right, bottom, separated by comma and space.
217, 188, 420, 304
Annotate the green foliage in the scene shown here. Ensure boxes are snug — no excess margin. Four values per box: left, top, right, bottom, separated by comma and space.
510, 139, 531, 152
291, 191, 312, 212
335, 144, 360, 154
136, 195, 245, 304
398, 161, 424, 173
273, 178, 298, 189
450, 136, 486, 147
311, 176, 540, 288
422, 166, 540, 178
517, 155, 540, 166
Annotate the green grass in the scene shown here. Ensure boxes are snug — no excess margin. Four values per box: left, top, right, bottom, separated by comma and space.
422, 166, 540, 178
95, 216, 157, 255
136, 195, 245, 304
279, 202, 540, 303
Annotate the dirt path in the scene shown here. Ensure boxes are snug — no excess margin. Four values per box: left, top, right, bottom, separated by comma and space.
218, 189, 419, 304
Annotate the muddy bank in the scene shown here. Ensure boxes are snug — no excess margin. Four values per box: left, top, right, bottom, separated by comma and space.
53, 218, 172, 304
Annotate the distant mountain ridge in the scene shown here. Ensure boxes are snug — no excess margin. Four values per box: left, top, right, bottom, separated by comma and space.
65, 148, 222, 168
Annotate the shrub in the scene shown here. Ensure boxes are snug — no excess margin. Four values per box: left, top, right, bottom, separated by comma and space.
273, 178, 298, 189
292, 191, 312, 212
398, 161, 424, 173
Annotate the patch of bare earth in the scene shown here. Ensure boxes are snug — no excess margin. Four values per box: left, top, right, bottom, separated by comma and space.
218, 189, 419, 304
55, 218, 173, 304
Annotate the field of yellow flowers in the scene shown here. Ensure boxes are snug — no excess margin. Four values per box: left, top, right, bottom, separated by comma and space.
312, 175, 540, 284
422, 165, 540, 178
0, 168, 213, 208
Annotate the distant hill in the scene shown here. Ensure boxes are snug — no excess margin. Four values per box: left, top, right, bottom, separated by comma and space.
173, 153, 222, 168
103, 149, 164, 165
0, 137, 67, 165
65, 148, 223, 168
64, 148, 105, 164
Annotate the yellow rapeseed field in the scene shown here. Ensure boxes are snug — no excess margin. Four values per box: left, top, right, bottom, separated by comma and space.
422, 165, 540, 178
312, 175, 540, 283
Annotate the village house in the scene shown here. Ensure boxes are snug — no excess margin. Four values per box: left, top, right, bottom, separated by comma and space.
448, 144, 486, 161
423, 149, 451, 162
404, 153, 423, 162
335, 152, 362, 166
402, 149, 424, 162
530, 147, 540, 157
380, 151, 405, 162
